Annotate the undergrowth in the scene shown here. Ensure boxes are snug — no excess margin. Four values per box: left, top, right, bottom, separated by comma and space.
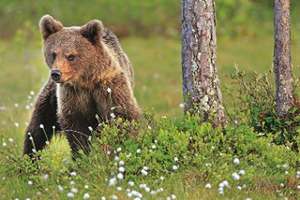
0, 112, 299, 199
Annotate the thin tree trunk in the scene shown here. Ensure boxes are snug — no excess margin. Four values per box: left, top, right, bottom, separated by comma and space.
182, 0, 226, 126
274, 0, 293, 116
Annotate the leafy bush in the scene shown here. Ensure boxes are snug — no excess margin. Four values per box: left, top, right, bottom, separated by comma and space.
231, 68, 300, 151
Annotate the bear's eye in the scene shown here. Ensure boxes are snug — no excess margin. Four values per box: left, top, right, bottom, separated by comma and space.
67, 55, 76, 62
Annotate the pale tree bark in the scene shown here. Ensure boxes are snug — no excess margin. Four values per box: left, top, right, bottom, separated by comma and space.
182, 0, 226, 126
274, 0, 294, 116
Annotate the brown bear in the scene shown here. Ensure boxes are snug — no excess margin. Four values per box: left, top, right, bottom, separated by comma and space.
23, 15, 141, 158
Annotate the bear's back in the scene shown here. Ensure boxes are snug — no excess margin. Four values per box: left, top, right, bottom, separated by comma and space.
102, 28, 134, 87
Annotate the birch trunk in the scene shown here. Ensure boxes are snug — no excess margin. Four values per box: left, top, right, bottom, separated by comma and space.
274, 0, 294, 116
182, 0, 226, 126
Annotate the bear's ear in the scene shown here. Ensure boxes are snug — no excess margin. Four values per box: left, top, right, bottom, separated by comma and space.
39, 15, 63, 40
80, 20, 104, 45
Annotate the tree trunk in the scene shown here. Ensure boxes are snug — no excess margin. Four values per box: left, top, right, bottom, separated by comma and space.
181, 0, 226, 126
274, 0, 293, 116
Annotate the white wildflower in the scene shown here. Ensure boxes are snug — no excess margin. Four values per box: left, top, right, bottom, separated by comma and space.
43, 174, 49, 180
219, 180, 229, 188
296, 171, 300, 178
110, 113, 116, 119
172, 165, 178, 171
144, 186, 150, 192
232, 172, 240, 180
128, 180, 134, 186
282, 163, 289, 169
141, 169, 148, 176
111, 194, 118, 200
205, 183, 212, 189
71, 188, 78, 193
239, 169, 246, 175
119, 166, 125, 173
83, 193, 90, 199
119, 160, 125, 165
107, 87, 112, 93
117, 173, 124, 180
108, 177, 117, 186
114, 156, 119, 161
58, 185, 64, 192
67, 192, 74, 198
70, 171, 77, 176
218, 187, 224, 195
130, 190, 142, 198
233, 158, 240, 165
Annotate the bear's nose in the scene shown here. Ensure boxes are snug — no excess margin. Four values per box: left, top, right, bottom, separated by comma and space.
51, 69, 61, 82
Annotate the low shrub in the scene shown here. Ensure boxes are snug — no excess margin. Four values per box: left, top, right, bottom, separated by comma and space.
231, 68, 300, 151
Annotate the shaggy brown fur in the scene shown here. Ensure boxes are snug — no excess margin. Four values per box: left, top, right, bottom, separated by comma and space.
23, 15, 141, 158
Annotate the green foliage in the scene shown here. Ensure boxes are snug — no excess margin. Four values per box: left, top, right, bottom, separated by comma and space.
1, 115, 299, 199
231, 68, 300, 151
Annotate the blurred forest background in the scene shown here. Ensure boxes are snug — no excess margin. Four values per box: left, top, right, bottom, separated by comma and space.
0, 0, 300, 116
0, 0, 299, 38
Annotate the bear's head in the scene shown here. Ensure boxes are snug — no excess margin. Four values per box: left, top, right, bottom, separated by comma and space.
39, 15, 106, 85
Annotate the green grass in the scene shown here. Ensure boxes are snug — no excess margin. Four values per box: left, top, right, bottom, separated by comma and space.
0, 32, 300, 199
